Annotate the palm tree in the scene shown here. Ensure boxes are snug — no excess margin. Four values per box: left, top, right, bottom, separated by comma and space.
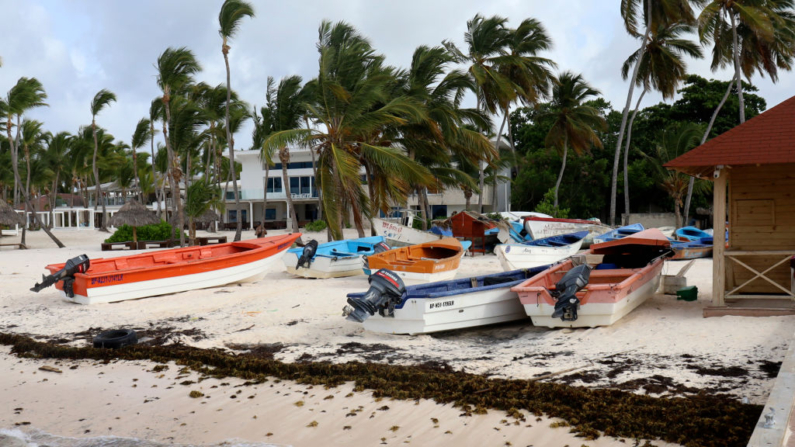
644, 123, 710, 227
0, 77, 64, 247
611, 0, 700, 225
218, 0, 254, 242
263, 21, 431, 240
90, 88, 116, 232
542, 72, 606, 209
20, 120, 47, 241
619, 22, 703, 215
44, 131, 71, 228
156, 47, 201, 247
149, 99, 164, 218
258, 76, 307, 237
444, 14, 515, 213
130, 118, 152, 202
251, 107, 274, 227
185, 179, 223, 244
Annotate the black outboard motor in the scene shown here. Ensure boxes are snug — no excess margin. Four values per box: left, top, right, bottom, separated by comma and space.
343, 269, 405, 322
550, 264, 592, 322
295, 240, 319, 269
363, 242, 391, 270
30, 254, 90, 298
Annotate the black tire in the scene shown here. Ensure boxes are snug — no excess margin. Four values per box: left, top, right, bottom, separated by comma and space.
93, 329, 138, 349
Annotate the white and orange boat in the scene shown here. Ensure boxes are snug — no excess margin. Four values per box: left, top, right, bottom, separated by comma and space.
362, 238, 469, 284
512, 229, 672, 328
32, 233, 300, 304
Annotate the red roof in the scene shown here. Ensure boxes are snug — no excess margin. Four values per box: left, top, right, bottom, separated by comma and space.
665, 95, 795, 177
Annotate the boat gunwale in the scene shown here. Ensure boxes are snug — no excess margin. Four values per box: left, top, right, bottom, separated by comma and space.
523, 216, 601, 225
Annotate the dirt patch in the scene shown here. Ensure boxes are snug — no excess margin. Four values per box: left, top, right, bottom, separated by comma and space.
687, 364, 748, 378
758, 360, 782, 379
227, 343, 286, 360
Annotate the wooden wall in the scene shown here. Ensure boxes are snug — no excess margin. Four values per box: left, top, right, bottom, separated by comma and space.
727, 164, 795, 294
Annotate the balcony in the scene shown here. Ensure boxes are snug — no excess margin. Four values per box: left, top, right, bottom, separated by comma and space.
231, 189, 318, 201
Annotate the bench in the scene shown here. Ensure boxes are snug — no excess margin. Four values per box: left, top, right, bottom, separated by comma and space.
137, 240, 173, 250
0, 243, 27, 250
101, 241, 137, 251
197, 236, 228, 246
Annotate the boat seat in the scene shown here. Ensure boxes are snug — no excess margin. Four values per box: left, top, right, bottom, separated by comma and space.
199, 248, 213, 259
152, 253, 178, 264
114, 259, 129, 270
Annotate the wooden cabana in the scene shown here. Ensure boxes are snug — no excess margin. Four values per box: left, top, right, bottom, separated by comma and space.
666, 96, 795, 317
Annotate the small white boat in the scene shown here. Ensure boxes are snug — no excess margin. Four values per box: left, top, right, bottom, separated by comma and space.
283, 236, 388, 279
372, 217, 441, 248
494, 231, 588, 271
523, 217, 612, 247
344, 267, 550, 335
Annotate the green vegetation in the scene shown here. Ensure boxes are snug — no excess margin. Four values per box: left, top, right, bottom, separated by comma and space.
304, 219, 327, 232
104, 221, 185, 243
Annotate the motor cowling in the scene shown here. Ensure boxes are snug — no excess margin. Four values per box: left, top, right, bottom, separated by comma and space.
30, 254, 90, 298
550, 264, 591, 322
296, 240, 319, 269
343, 269, 406, 322
363, 242, 391, 270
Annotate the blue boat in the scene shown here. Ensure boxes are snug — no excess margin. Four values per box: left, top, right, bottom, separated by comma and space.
670, 238, 713, 260
521, 230, 590, 247
592, 223, 645, 245
674, 226, 712, 242
429, 226, 453, 237
282, 236, 389, 278
344, 266, 551, 334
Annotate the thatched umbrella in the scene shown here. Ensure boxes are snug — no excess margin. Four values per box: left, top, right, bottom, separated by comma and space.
108, 200, 160, 244
0, 200, 24, 227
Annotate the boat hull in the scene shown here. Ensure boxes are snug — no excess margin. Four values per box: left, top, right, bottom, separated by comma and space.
494, 242, 582, 271
671, 244, 713, 260
363, 238, 465, 284
363, 268, 458, 284
523, 218, 610, 248
362, 286, 527, 335
373, 218, 441, 247
514, 259, 664, 328
283, 253, 365, 279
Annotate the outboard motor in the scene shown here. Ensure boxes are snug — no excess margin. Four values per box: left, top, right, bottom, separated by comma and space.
550, 264, 592, 322
343, 269, 405, 322
363, 242, 391, 270
30, 254, 90, 298
295, 240, 319, 269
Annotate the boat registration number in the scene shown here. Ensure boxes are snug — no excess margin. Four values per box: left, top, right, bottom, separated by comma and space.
429, 300, 455, 310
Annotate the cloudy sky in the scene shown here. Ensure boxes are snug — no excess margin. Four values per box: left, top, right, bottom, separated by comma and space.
2, 0, 793, 153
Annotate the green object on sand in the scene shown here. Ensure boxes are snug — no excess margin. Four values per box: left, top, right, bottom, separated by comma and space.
676, 286, 698, 302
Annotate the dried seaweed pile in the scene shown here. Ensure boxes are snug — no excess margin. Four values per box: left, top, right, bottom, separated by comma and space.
0, 332, 761, 447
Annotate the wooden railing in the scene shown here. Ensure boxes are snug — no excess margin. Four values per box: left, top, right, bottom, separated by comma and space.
725, 250, 795, 300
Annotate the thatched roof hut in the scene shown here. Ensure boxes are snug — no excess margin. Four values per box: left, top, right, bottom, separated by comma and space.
108, 200, 160, 243
0, 200, 24, 226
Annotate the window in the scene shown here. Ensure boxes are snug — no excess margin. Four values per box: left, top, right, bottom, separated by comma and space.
265, 208, 276, 220
290, 177, 300, 193
300, 177, 311, 195
267, 178, 282, 193
432, 205, 448, 219
273, 162, 313, 170
226, 191, 236, 200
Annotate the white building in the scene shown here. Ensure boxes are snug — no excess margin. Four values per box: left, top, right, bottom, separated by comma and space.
223, 141, 512, 229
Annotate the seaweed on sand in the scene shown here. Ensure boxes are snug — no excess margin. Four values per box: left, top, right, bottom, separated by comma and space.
0, 332, 761, 447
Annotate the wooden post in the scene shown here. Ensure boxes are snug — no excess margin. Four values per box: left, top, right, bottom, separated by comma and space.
713, 169, 728, 306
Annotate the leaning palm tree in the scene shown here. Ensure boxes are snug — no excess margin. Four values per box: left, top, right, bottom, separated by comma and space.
444, 14, 516, 213
156, 47, 201, 247
130, 118, 152, 202
218, 0, 254, 242
149, 99, 164, 218
90, 88, 116, 232
620, 21, 703, 214
263, 21, 431, 240
44, 132, 72, 228
542, 72, 606, 208
0, 77, 64, 247
611, 0, 701, 225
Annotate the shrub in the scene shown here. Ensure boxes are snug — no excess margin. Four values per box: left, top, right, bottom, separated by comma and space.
104, 221, 186, 243
486, 213, 506, 221
411, 217, 431, 230
305, 219, 327, 232
534, 189, 570, 218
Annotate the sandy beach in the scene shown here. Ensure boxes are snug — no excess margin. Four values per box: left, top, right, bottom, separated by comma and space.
1, 228, 792, 446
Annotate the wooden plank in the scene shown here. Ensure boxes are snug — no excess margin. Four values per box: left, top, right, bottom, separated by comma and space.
727, 255, 794, 296
714, 171, 727, 306
726, 250, 795, 256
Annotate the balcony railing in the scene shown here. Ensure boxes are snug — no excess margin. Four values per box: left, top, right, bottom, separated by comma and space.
231, 189, 318, 201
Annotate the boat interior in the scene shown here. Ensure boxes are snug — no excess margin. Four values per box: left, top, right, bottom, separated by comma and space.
64, 241, 262, 275
376, 245, 461, 265
525, 231, 588, 247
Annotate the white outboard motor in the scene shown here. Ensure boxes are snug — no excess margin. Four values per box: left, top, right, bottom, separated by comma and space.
550, 264, 592, 322
296, 240, 319, 269
343, 269, 406, 322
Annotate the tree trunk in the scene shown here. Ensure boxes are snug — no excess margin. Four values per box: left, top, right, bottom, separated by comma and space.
280, 147, 302, 242
92, 121, 109, 232
305, 118, 322, 221
49, 173, 59, 229
674, 197, 682, 229
610, 0, 651, 226
465, 190, 471, 211
731, 12, 745, 124
683, 75, 736, 225
6, 122, 64, 248
364, 164, 377, 236
554, 136, 568, 209
223, 48, 243, 242
507, 112, 518, 188
162, 93, 185, 247
417, 187, 428, 231
623, 88, 646, 219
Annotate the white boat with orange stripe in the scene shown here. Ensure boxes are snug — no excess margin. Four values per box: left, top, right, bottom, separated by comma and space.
34, 233, 300, 304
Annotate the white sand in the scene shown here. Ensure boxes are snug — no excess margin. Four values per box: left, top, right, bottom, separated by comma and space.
1, 228, 793, 445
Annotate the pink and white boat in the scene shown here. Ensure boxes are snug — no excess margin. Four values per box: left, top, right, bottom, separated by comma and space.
523, 217, 612, 248
511, 229, 672, 328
